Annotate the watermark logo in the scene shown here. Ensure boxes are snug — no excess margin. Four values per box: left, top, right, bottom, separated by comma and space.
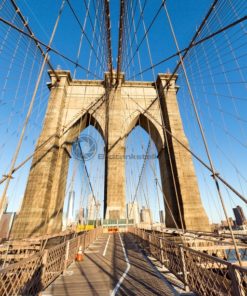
72, 135, 157, 161
72, 135, 97, 161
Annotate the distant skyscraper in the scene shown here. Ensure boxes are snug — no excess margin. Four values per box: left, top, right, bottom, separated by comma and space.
87, 194, 96, 220
66, 191, 75, 226
159, 210, 165, 224
221, 217, 234, 228
95, 201, 101, 220
233, 206, 246, 226
140, 207, 152, 224
0, 195, 8, 221
0, 212, 15, 240
76, 207, 85, 224
127, 201, 140, 224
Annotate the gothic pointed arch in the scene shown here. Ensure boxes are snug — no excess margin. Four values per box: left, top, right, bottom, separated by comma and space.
126, 113, 164, 154
62, 112, 105, 145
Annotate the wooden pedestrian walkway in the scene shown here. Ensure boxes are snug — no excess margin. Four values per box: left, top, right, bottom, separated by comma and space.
41, 233, 184, 296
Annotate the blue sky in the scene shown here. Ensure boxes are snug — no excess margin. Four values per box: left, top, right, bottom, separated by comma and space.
0, 0, 246, 224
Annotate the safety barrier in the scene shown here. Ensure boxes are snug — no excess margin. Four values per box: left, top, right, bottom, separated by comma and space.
131, 228, 247, 296
0, 227, 102, 296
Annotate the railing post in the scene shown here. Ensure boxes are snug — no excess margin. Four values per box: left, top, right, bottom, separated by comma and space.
179, 245, 189, 291
91, 230, 93, 243
143, 231, 146, 248
41, 249, 48, 285
83, 233, 86, 251
228, 265, 245, 296
142, 230, 145, 244
159, 238, 164, 266
148, 234, 152, 254
77, 235, 81, 249
63, 240, 70, 272
86, 231, 89, 245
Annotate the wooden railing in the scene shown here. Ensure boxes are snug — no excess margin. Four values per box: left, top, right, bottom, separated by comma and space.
131, 228, 247, 296
0, 227, 102, 296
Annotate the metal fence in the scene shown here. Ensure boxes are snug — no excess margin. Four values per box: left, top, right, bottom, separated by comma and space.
0, 227, 102, 296
131, 228, 247, 296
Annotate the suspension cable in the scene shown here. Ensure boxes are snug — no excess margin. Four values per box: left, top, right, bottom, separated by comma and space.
0, 91, 106, 185
136, 0, 185, 231
65, 0, 105, 74
0, 0, 66, 220
116, 0, 124, 84
163, 3, 242, 266
121, 88, 247, 206
104, 0, 113, 78
129, 15, 247, 80
0, 16, 101, 79
9, 0, 59, 81
75, 138, 97, 205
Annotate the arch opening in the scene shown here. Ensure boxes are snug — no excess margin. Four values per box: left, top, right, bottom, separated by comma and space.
125, 114, 166, 227
125, 113, 185, 229
62, 113, 105, 231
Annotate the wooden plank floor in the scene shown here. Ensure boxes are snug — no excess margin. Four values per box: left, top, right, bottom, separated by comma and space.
41, 233, 180, 296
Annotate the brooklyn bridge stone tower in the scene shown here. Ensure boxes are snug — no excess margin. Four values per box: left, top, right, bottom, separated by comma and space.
11, 70, 209, 238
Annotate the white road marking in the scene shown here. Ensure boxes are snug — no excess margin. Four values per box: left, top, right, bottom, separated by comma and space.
110, 233, 131, 296
103, 234, 111, 257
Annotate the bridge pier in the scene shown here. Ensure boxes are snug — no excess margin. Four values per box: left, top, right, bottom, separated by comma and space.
11, 72, 73, 239
11, 70, 210, 239
157, 74, 210, 230
104, 73, 126, 219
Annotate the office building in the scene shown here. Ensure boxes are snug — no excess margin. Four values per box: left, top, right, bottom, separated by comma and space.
127, 201, 140, 224
233, 206, 246, 226
140, 206, 152, 224
66, 190, 75, 226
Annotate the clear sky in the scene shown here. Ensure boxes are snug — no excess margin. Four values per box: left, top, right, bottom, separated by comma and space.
0, 0, 246, 225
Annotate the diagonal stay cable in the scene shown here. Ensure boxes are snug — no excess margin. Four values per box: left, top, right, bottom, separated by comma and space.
163, 2, 243, 266
122, 0, 146, 74
0, 16, 102, 79
91, 0, 108, 72
129, 15, 247, 80
121, 87, 247, 206
128, 140, 151, 220
65, 0, 105, 74
74, 139, 97, 205
137, 0, 185, 231
10, 0, 59, 81
116, 0, 125, 84
0, 92, 106, 185
93, 0, 109, 77
72, 0, 91, 78
83, 0, 108, 72
0, 0, 66, 218
104, 0, 113, 76
123, 0, 166, 74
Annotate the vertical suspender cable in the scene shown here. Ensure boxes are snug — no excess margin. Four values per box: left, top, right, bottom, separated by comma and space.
163, 3, 242, 266
72, 0, 91, 78
0, 0, 66, 221
116, 0, 125, 84
10, 0, 59, 81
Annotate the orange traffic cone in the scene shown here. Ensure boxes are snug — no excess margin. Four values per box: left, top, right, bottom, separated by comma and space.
76, 246, 83, 262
